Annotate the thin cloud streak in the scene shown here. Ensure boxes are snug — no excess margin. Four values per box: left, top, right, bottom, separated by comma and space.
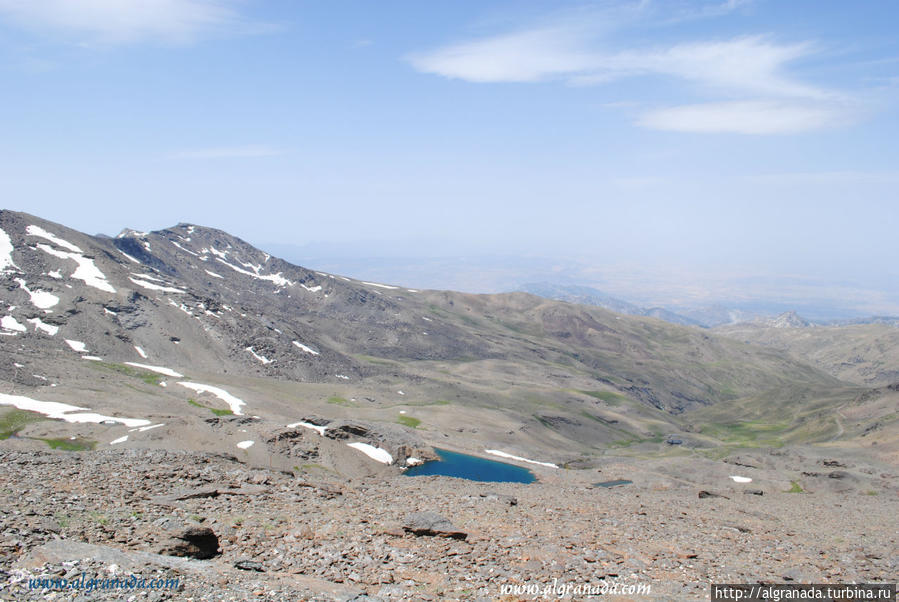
0, 0, 249, 45
636, 100, 848, 134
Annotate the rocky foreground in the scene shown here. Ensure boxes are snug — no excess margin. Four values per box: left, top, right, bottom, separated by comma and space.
0, 449, 896, 601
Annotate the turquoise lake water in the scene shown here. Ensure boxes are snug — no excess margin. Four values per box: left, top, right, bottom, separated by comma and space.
404, 448, 536, 483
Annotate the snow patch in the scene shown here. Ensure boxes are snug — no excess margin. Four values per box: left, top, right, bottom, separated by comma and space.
129, 277, 185, 294
47, 270, 62, 279
292, 341, 320, 355
347, 442, 393, 464
119, 250, 142, 264
246, 347, 273, 365
406, 457, 423, 466
0, 392, 151, 427
26, 225, 82, 253
110, 435, 128, 445
335, 374, 350, 380
288, 421, 327, 436
215, 256, 292, 287
170, 240, 199, 257
65, 340, 88, 353
131, 272, 165, 282
485, 449, 557, 468
81, 356, 103, 361
35, 244, 115, 293
729, 475, 753, 483
204, 269, 224, 279
27, 318, 59, 336
236, 440, 254, 450
0, 227, 19, 273
1, 316, 26, 332
124, 362, 183, 378
137, 423, 164, 432
177, 382, 245, 415
134, 346, 148, 359
14, 278, 59, 309
362, 281, 399, 290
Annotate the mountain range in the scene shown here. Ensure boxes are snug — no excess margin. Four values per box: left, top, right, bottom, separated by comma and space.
2, 209, 896, 467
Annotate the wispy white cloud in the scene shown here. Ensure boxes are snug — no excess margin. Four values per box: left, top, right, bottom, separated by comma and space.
408, 1, 861, 135
169, 145, 282, 160
637, 100, 847, 134
0, 0, 251, 45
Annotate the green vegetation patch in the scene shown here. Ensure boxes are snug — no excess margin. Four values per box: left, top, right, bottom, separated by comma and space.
396, 415, 421, 428
785, 480, 803, 494
187, 398, 233, 416
0, 409, 46, 439
89, 362, 162, 386
700, 420, 788, 447
327, 396, 350, 406
40, 437, 97, 451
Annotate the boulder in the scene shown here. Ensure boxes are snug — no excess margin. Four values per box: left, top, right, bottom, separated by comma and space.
156, 525, 220, 559
403, 512, 467, 540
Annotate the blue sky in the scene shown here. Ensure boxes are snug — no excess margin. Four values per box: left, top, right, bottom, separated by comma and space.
1, 0, 898, 297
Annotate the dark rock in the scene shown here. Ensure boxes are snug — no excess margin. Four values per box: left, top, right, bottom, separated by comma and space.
828, 471, 850, 479
698, 491, 728, 499
157, 526, 220, 559
743, 489, 764, 496
235, 560, 265, 572
402, 512, 467, 540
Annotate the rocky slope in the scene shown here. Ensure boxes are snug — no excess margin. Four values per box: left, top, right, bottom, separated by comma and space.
1, 447, 896, 601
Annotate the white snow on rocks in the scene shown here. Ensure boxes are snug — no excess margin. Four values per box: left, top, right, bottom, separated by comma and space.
128, 277, 185, 294
134, 346, 148, 359
215, 256, 293, 288
34, 243, 115, 294
288, 421, 327, 436
292, 341, 320, 355
406, 457, 423, 466
730, 475, 753, 483
0, 227, 19, 273
236, 440, 254, 449
133, 423, 164, 432
14, 278, 59, 310
170, 240, 200, 257
177, 382, 245, 415
246, 347, 273, 364
119, 250, 141, 264
0, 392, 151, 427
81, 356, 103, 361
26, 225, 82, 253
204, 269, 223, 279
362, 281, 399, 290
485, 449, 557, 468
110, 435, 128, 445
124, 362, 183, 378
27, 318, 59, 336
1, 316, 26, 332
47, 270, 62, 279
347, 442, 393, 464
65, 340, 88, 353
